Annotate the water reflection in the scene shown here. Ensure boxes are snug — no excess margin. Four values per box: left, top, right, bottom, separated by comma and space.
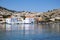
6, 24, 35, 34
0, 23, 60, 40
0, 23, 60, 34
0, 24, 6, 31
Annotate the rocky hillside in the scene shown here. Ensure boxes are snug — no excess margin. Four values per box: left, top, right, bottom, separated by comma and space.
39, 9, 60, 21
43, 9, 60, 18
0, 6, 14, 15
0, 6, 60, 19
0, 6, 42, 17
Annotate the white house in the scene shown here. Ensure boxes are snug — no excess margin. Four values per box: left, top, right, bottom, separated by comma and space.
6, 18, 18, 24
24, 18, 35, 23
49, 18, 55, 21
6, 17, 35, 24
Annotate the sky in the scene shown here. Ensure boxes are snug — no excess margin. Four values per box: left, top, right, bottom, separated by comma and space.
0, 0, 60, 12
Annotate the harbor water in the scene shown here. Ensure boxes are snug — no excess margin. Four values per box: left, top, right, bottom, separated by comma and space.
0, 23, 60, 40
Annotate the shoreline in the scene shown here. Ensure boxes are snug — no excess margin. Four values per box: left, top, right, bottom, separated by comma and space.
0, 21, 60, 24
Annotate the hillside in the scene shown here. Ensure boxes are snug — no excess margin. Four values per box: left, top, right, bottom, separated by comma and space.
43, 9, 60, 18
0, 6, 60, 21
0, 6, 41, 16
40, 9, 60, 21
